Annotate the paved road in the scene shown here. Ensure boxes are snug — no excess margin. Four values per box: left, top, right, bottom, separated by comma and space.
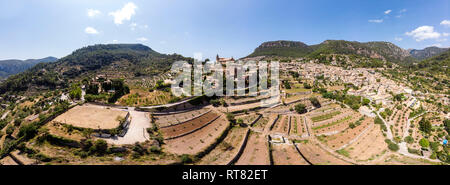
105, 108, 151, 145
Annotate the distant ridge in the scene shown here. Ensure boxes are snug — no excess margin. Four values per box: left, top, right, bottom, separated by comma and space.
246, 40, 416, 64
409, 46, 449, 60
0, 56, 57, 79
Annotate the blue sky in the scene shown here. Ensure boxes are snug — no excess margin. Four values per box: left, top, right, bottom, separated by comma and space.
0, 0, 449, 60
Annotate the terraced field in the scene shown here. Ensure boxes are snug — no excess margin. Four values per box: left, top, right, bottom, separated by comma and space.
235, 132, 270, 165
296, 141, 351, 165
160, 111, 220, 139
271, 144, 309, 165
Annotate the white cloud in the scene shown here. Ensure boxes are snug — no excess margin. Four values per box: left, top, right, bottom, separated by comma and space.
394, 37, 403, 41
112, 40, 118, 43
87, 9, 101, 17
109, 2, 137, 25
443, 32, 449, 37
441, 20, 450, 27
384, 10, 392, 15
368, 19, 383, 23
84, 27, 99, 34
405, 26, 441, 41
399, 9, 407, 13
136, 37, 148, 42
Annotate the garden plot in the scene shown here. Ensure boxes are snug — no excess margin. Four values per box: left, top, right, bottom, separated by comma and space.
319, 117, 373, 150
197, 127, 247, 165
154, 108, 210, 127
406, 119, 425, 150
235, 113, 260, 125
52, 104, 128, 130
118, 89, 173, 106
289, 116, 308, 137
271, 115, 290, 134
389, 107, 410, 139
235, 132, 270, 165
160, 111, 219, 139
271, 144, 309, 165
309, 108, 352, 126
252, 116, 270, 131
313, 112, 362, 135
163, 116, 228, 155
344, 124, 387, 161
296, 142, 351, 165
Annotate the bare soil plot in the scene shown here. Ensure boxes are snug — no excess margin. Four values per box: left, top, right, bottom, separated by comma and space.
160, 111, 219, 139
53, 105, 128, 129
235, 132, 270, 165
319, 117, 373, 150
197, 127, 247, 165
296, 142, 350, 165
344, 124, 387, 161
0, 156, 18, 165
164, 116, 229, 155
272, 115, 289, 134
271, 144, 309, 165
154, 108, 210, 127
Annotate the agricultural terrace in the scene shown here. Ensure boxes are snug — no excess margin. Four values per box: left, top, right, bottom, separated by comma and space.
118, 88, 174, 106
271, 115, 290, 135
235, 132, 270, 165
197, 127, 248, 165
289, 116, 308, 137
235, 113, 260, 126
271, 143, 309, 165
163, 115, 229, 155
52, 104, 128, 129
343, 124, 387, 161
317, 116, 373, 150
154, 108, 210, 127
159, 111, 220, 139
295, 141, 351, 165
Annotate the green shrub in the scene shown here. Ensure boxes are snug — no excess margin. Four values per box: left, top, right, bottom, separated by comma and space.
388, 143, 399, 151
404, 136, 414, 144
419, 138, 429, 148
181, 154, 193, 164
295, 103, 307, 114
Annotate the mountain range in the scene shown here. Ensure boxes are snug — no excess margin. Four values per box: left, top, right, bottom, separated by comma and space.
0, 56, 57, 79
246, 40, 448, 65
0, 44, 190, 94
